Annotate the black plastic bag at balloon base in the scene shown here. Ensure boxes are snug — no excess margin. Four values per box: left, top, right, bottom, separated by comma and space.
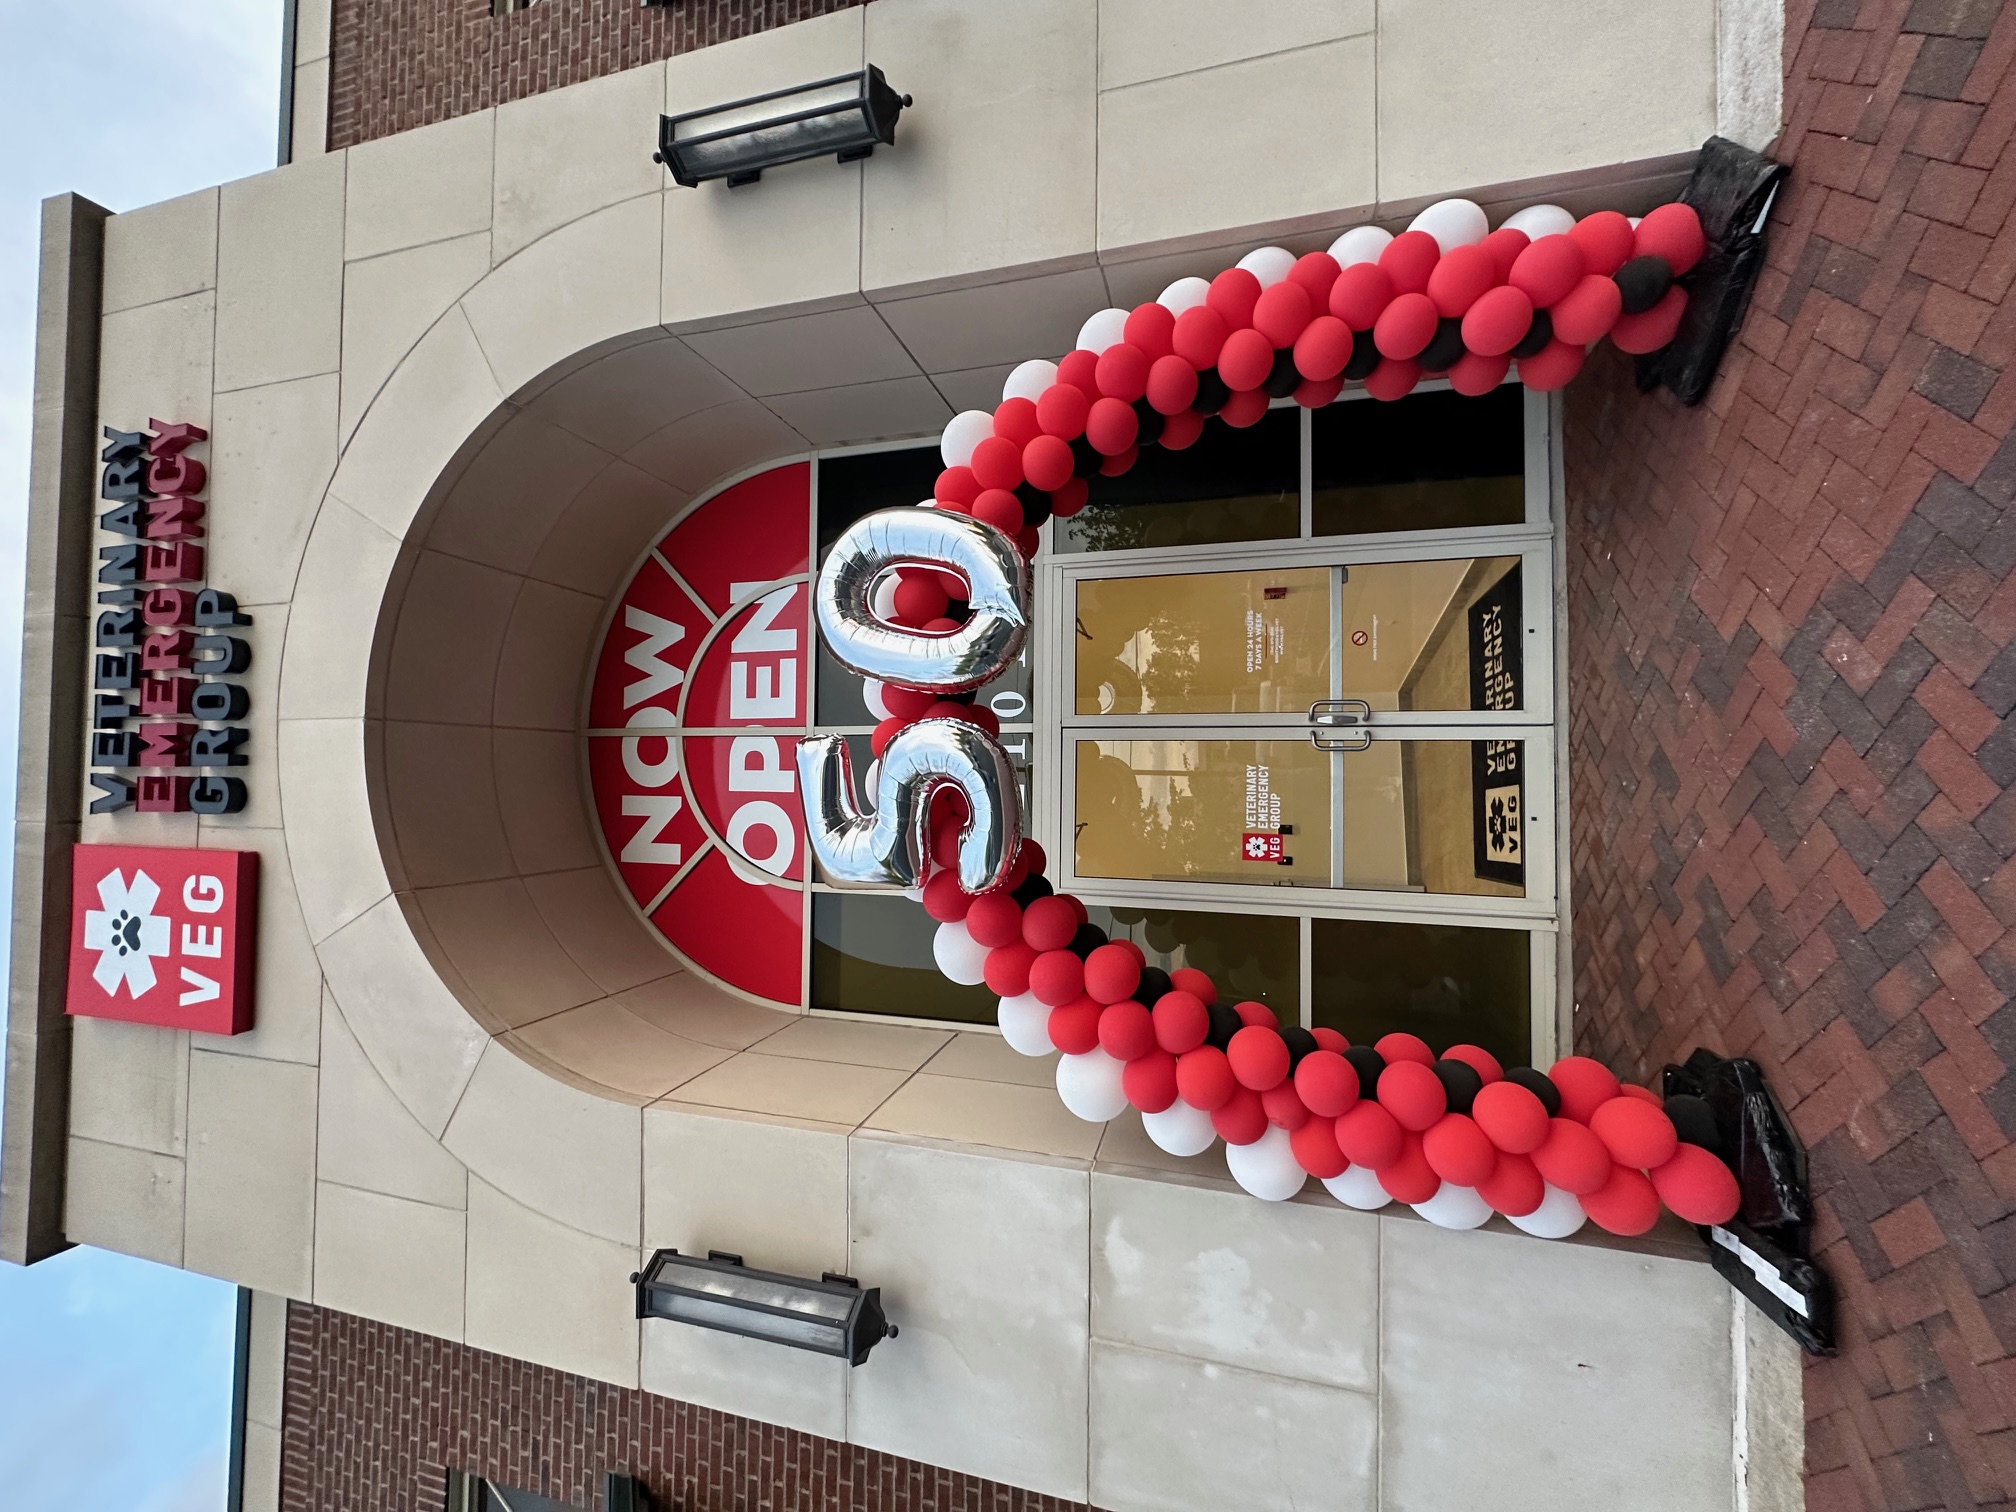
1663, 1050, 1837, 1355
1635, 135, 1792, 406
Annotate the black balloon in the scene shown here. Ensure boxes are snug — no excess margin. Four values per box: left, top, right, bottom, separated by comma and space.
1505, 1066, 1561, 1116
1131, 397, 1167, 446
1281, 1025, 1318, 1067
1191, 368, 1231, 416
1205, 1000, 1243, 1050
1070, 435, 1102, 476
1664, 1092, 1721, 1154
1510, 308, 1553, 360
1136, 966, 1174, 1006
1343, 327, 1381, 380
1417, 317, 1467, 375
1011, 872, 1054, 906
1263, 347, 1303, 397
1613, 254, 1673, 315
1343, 1044, 1386, 1100
1433, 1058, 1484, 1116
1016, 483, 1053, 527
1069, 923, 1109, 959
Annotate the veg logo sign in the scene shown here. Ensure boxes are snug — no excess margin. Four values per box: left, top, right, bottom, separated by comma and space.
67, 845, 257, 1034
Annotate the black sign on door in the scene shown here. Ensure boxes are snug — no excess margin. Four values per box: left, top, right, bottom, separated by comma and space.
1468, 565, 1524, 887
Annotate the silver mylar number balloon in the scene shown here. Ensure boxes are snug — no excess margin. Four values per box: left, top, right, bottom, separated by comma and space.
797, 719, 1021, 893
816, 507, 1030, 693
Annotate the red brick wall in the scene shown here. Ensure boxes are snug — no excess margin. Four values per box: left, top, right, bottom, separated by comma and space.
326, 0, 869, 151
1563, 0, 2016, 1506
280, 1302, 1099, 1511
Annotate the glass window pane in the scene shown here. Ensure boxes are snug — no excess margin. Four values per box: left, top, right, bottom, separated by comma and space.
811, 892, 996, 1024
1086, 905, 1300, 1023
1311, 387, 1523, 538
1342, 557, 1524, 712
1310, 918, 1530, 1068
1344, 739, 1528, 898
1055, 405, 1299, 553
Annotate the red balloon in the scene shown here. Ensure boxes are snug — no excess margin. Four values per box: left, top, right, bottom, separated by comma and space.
1617, 1083, 1663, 1106
1056, 348, 1101, 396
1328, 261, 1393, 330
1096, 447, 1138, 479
1252, 279, 1314, 347
1311, 1027, 1348, 1053
1423, 1113, 1498, 1187
934, 465, 980, 506
1378, 229, 1441, 295
925, 697, 982, 727
1233, 1001, 1276, 1030
1532, 1117, 1613, 1195
1288, 250, 1342, 305
992, 396, 1041, 448
1290, 1116, 1348, 1178
1294, 315, 1355, 381
1447, 347, 1510, 396
971, 488, 1023, 534
1153, 990, 1210, 1055
1048, 997, 1101, 1055
1050, 476, 1090, 517
1372, 291, 1439, 360
870, 716, 906, 758
1440, 1044, 1503, 1083
1220, 388, 1272, 426
1021, 895, 1078, 952
1569, 209, 1636, 276
1582, 1164, 1660, 1236
1517, 339, 1585, 393
964, 890, 1023, 949
1036, 381, 1091, 440
982, 940, 1036, 996
1375, 1032, 1435, 1066
1213, 1086, 1269, 1146
1610, 286, 1687, 354
1378, 1060, 1447, 1131
1649, 1143, 1741, 1225
1295, 375, 1345, 409
1508, 235, 1586, 309
969, 434, 1023, 492
921, 868, 972, 922
962, 704, 1000, 738
1085, 396, 1140, 456
1206, 267, 1262, 329
1228, 1025, 1290, 1091
1145, 354, 1200, 415
1472, 1079, 1550, 1154
1021, 837, 1049, 874
1015, 524, 1041, 557
1171, 304, 1231, 368
1334, 1099, 1404, 1169
1083, 943, 1142, 1005
1426, 243, 1496, 318
1123, 1049, 1179, 1113
1169, 967, 1216, 1005
1098, 999, 1157, 1061
1107, 936, 1142, 967
1461, 284, 1535, 357
1096, 342, 1151, 403
883, 683, 936, 721
1361, 358, 1420, 401
1217, 326, 1276, 391
1294, 1049, 1359, 1117
1159, 409, 1206, 450
1176, 1045, 1236, 1110
1550, 273, 1623, 345
1124, 301, 1176, 360
1021, 434, 1074, 492
1480, 226, 1530, 282
1378, 1131, 1441, 1204
1633, 202, 1707, 276
1028, 949, 1085, 1007
892, 572, 948, 626
1477, 1150, 1544, 1217
1549, 1056, 1622, 1124
1261, 1079, 1310, 1130
1591, 1096, 1679, 1170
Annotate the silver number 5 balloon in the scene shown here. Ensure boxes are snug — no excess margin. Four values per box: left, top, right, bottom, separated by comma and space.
797, 719, 1021, 893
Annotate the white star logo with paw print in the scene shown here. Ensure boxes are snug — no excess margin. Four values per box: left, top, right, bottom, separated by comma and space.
81, 868, 171, 1000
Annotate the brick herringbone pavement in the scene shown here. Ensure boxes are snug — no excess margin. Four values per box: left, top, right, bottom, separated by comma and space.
1565, 1, 2016, 1505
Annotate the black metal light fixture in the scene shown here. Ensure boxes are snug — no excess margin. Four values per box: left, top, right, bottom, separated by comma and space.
654, 67, 911, 188
633, 1249, 897, 1364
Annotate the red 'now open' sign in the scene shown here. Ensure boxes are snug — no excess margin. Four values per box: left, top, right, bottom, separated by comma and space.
66, 844, 257, 1035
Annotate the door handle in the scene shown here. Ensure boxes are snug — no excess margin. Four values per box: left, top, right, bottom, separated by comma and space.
1311, 730, 1372, 752
1309, 698, 1370, 727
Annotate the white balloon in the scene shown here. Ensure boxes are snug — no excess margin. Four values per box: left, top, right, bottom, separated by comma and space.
1628, 215, 1642, 229
1236, 245, 1297, 288
940, 409, 995, 469
1501, 203, 1575, 240
1508, 1182, 1588, 1239
902, 884, 925, 903
1157, 276, 1212, 315
1002, 359, 1059, 404
998, 991, 1054, 1056
863, 758, 882, 798
1407, 198, 1489, 253
1322, 1163, 1393, 1211
932, 919, 990, 985
1076, 307, 1130, 354
1329, 225, 1393, 267
1412, 1182, 1494, 1230
1057, 1048, 1129, 1122
1142, 1101, 1217, 1157
870, 572, 901, 622
862, 679, 893, 721
1226, 1125, 1308, 1201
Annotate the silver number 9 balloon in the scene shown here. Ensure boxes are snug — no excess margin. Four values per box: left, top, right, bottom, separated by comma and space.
815, 507, 1030, 693
797, 719, 1021, 892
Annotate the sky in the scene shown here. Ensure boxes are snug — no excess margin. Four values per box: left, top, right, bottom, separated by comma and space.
0, 2, 287, 1506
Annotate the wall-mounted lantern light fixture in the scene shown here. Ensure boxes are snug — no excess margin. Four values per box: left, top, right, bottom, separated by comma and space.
633, 1249, 897, 1364
654, 67, 911, 188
